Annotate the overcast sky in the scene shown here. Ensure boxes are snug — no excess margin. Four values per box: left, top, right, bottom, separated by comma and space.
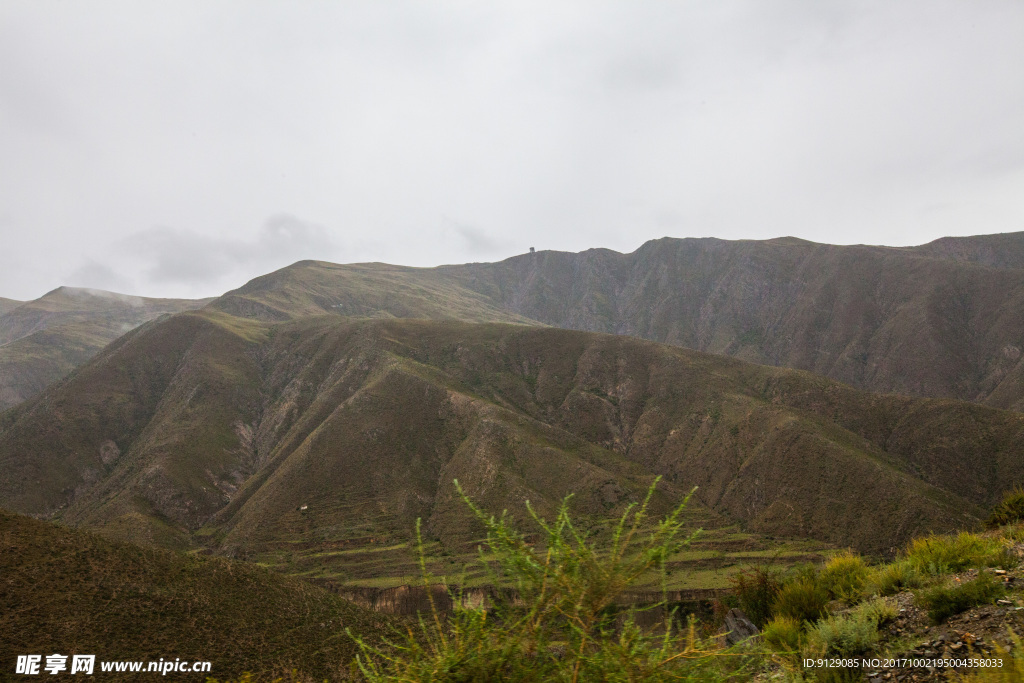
1, 1, 1022, 300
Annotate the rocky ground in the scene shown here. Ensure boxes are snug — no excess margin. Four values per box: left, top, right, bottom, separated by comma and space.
863, 567, 1021, 682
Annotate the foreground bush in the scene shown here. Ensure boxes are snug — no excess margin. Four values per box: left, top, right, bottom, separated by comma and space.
352, 479, 758, 682
954, 630, 1023, 682
761, 615, 802, 653
771, 569, 830, 625
865, 559, 922, 597
988, 488, 1024, 529
805, 612, 879, 659
904, 532, 1011, 576
998, 523, 1024, 543
730, 565, 783, 629
917, 573, 1006, 624
818, 551, 869, 604
849, 596, 898, 627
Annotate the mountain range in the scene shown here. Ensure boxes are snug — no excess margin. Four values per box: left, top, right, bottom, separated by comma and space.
5, 232, 1024, 415
1, 232, 1022, 579
208, 232, 1024, 410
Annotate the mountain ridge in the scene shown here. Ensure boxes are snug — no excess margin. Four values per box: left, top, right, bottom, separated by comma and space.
438, 233, 1024, 410
195, 232, 1024, 411
5, 232, 1023, 415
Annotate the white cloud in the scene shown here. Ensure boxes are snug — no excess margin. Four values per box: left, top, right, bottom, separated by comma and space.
65, 260, 135, 294
102, 215, 340, 295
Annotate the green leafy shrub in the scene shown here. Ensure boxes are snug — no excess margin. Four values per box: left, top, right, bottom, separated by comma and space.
865, 560, 922, 596
771, 570, 830, 625
710, 595, 739, 630
988, 488, 1024, 528
730, 564, 783, 628
818, 551, 869, 604
352, 479, 758, 682
761, 615, 803, 653
918, 573, 1006, 624
904, 532, 1012, 576
800, 600, 897, 683
805, 610, 880, 658
850, 596, 898, 627
999, 524, 1024, 543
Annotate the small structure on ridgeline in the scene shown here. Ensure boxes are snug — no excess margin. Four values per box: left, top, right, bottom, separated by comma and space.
529, 247, 535, 253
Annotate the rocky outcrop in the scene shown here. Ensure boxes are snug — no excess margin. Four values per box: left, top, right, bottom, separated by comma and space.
722, 608, 760, 646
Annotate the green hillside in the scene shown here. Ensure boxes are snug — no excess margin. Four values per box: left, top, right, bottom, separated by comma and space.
6, 233, 1024, 417
0, 287, 208, 411
0, 508, 391, 682
210, 260, 537, 325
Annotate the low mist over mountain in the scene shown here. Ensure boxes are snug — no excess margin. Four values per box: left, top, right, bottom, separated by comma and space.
0, 287, 208, 411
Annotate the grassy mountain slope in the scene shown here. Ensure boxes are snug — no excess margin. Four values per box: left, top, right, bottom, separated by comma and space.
0, 287, 208, 411
2, 313, 1020, 563
0, 310, 268, 546
0, 286, 205, 346
0, 297, 22, 315
8, 233, 1020, 417
209, 260, 537, 324
0, 508, 390, 682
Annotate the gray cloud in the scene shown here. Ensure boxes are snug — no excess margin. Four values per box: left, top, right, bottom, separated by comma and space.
442, 217, 508, 257
121, 228, 228, 284
65, 260, 135, 294
102, 215, 339, 294
1, 1, 1022, 300
602, 54, 680, 92
123, 215, 333, 282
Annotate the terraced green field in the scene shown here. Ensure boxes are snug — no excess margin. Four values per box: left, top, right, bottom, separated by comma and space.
248, 509, 834, 592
